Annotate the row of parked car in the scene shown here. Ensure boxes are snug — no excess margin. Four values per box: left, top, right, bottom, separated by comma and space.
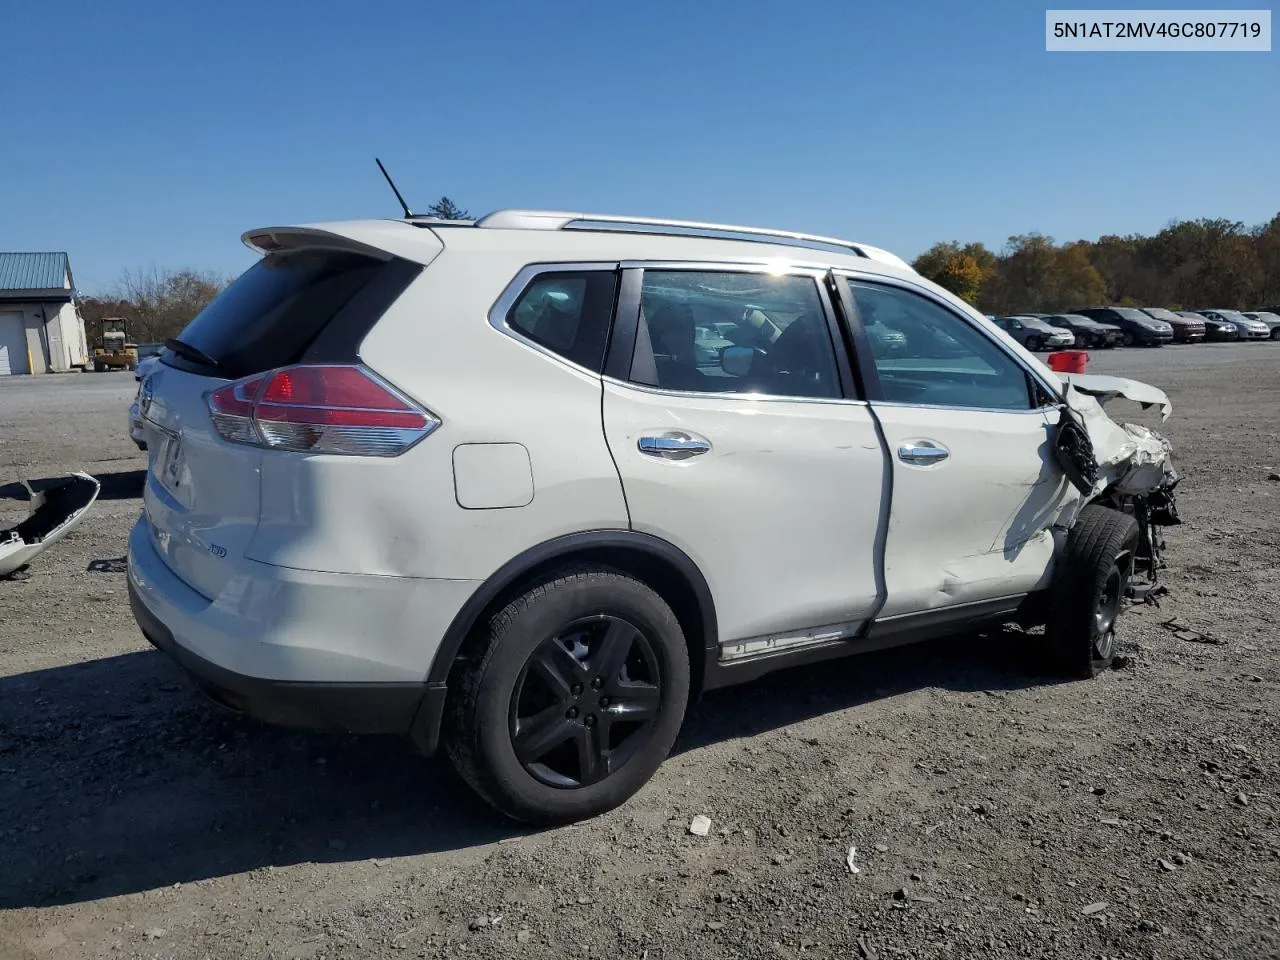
989, 307, 1280, 350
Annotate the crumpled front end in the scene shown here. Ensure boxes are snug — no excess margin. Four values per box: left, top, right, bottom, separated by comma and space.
1051, 374, 1180, 595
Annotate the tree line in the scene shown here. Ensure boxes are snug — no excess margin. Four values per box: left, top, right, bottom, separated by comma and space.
912, 213, 1280, 316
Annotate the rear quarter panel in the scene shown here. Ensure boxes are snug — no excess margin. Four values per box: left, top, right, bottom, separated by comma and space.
247, 246, 630, 580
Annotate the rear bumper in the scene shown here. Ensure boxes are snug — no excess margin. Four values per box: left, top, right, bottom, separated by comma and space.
126, 516, 477, 748
129, 576, 434, 734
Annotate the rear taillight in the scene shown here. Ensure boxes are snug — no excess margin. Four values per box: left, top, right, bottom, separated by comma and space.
207, 365, 438, 457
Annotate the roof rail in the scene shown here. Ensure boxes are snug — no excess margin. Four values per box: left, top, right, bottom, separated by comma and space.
471, 210, 912, 270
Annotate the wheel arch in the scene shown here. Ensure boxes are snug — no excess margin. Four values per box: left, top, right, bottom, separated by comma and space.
412, 530, 717, 754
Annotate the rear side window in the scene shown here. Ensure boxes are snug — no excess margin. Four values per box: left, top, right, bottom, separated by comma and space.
166, 251, 393, 379
507, 270, 619, 371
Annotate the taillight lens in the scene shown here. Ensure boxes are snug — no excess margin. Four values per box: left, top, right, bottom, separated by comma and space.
207, 365, 438, 457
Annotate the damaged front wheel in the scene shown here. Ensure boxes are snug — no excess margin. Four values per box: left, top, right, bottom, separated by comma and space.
1046, 505, 1138, 679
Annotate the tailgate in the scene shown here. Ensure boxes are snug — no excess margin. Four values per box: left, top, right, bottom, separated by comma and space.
142, 364, 261, 599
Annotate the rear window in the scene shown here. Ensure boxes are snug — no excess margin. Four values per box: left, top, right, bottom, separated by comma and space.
166, 251, 389, 378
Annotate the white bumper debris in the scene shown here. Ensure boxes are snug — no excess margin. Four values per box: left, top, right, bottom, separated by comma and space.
0, 473, 101, 576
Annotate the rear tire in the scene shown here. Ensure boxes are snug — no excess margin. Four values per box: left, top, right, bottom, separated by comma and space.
1271, 329, 1280, 341
1046, 505, 1138, 679
93, 360, 106, 372
445, 567, 690, 824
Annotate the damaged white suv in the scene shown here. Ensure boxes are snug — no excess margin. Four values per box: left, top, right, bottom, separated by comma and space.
127, 211, 1179, 823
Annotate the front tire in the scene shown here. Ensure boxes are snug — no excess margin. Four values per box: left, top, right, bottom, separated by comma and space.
445, 567, 690, 824
1046, 505, 1138, 679
1026, 336, 1043, 351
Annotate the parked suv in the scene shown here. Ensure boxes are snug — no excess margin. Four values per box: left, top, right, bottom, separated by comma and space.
1140, 307, 1204, 343
128, 211, 1178, 823
1072, 307, 1173, 346
992, 315, 1074, 351
1042, 314, 1121, 349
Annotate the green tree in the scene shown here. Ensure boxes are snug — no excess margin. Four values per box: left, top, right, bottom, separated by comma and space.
425, 196, 471, 220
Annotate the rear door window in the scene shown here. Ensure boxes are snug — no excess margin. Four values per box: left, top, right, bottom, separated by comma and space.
165, 251, 397, 379
629, 270, 841, 399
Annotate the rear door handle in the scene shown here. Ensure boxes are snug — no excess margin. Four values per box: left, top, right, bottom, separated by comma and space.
897, 439, 949, 466
638, 432, 711, 460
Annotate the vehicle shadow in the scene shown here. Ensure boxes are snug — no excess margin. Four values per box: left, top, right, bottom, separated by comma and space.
93, 468, 146, 501
0, 631, 1056, 909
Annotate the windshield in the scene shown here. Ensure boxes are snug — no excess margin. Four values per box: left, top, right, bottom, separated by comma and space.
1142, 308, 1178, 321
1114, 308, 1153, 321
1214, 310, 1249, 322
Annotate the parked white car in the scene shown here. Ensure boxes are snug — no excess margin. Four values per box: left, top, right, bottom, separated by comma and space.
127, 210, 1180, 823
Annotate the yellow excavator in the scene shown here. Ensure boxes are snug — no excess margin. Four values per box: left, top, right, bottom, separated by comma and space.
93, 318, 138, 372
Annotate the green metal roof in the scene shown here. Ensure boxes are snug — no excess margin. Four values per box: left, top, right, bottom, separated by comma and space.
0, 252, 70, 292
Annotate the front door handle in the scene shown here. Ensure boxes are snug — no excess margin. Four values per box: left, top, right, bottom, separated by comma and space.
638, 432, 711, 460
897, 439, 949, 466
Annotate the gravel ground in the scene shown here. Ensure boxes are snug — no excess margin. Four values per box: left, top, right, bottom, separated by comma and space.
1, 345, 1278, 960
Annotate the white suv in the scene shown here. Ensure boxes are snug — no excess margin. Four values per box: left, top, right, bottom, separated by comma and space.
127, 210, 1179, 823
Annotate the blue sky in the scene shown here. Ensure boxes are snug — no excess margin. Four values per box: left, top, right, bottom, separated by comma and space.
3, 0, 1276, 292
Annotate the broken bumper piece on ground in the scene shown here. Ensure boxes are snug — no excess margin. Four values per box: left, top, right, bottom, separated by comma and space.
0, 473, 101, 577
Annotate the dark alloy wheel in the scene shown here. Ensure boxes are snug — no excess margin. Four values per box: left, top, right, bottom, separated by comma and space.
1092, 563, 1123, 662
511, 615, 662, 788
1046, 505, 1138, 679
1121, 331, 1135, 347
445, 567, 690, 823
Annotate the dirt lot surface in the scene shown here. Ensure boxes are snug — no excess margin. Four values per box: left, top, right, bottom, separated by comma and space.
1, 345, 1278, 960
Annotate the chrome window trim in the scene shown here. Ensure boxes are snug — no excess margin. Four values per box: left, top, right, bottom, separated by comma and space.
486, 261, 620, 375
872, 400, 1052, 416
833, 270, 1066, 407
602, 373, 870, 407
620, 258, 832, 277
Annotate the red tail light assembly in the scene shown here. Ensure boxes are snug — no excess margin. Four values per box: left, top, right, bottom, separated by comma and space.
207, 365, 439, 457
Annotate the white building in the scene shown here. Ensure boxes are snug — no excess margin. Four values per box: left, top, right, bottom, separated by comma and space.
0, 252, 90, 375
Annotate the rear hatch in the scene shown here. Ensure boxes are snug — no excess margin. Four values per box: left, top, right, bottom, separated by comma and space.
141, 238, 428, 599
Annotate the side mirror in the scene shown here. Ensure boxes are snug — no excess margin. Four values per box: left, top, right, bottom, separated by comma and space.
721, 345, 755, 377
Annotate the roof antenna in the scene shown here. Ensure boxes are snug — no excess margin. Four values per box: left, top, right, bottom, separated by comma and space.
375, 158, 414, 218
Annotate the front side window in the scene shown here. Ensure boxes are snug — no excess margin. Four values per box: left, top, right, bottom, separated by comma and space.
507, 270, 618, 371
629, 271, 840, 399
849, 281, 1032, 411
